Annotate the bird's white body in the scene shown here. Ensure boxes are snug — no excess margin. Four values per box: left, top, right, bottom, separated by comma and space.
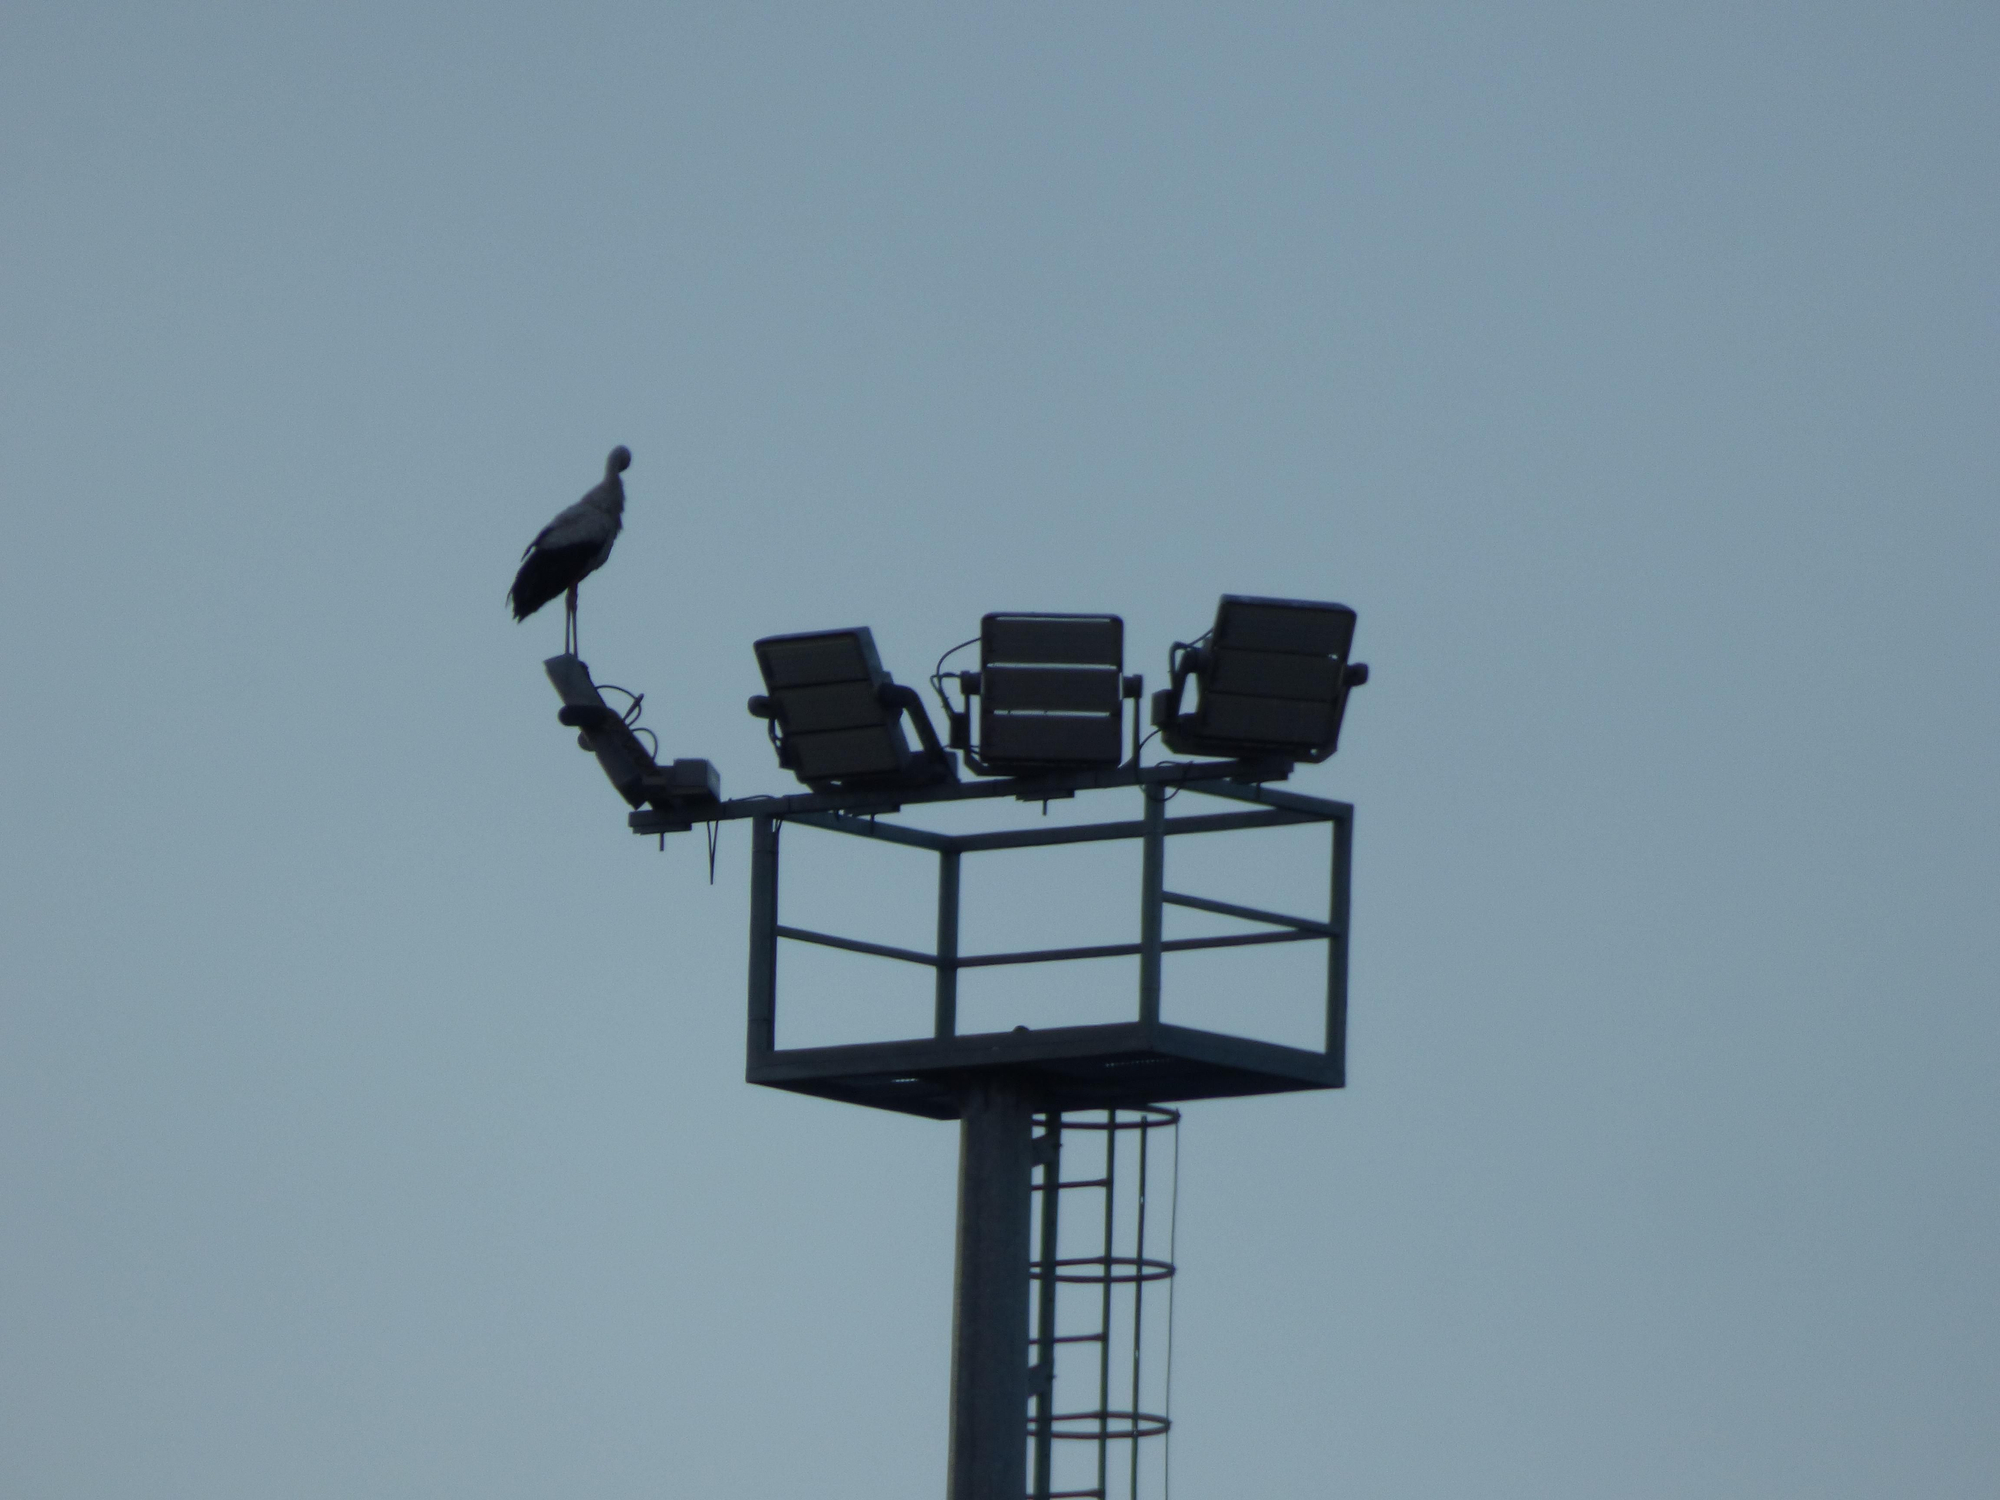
529, 487, 622, 568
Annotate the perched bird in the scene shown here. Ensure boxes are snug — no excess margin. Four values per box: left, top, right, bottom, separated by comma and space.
509, 446, 631, 655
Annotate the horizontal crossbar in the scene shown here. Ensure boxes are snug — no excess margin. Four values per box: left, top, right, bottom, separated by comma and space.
948, 807, 1317, 853
774, 923, 1324, 970
775, 926, 938, 966
785, 811, 955, 851
1161, 890, 1334, 936
630, 757, 1351, 833
784, 805, 1320, 854
960, 929, 1318, 968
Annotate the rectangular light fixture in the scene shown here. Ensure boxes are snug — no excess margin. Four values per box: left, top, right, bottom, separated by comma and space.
544, 654, 721, 810
1153, 595, 1367, 764
965, 613, 1132, 773
751, 627, 955, 789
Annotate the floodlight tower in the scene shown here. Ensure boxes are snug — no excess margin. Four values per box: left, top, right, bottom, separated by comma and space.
541, 598, 1367, 1500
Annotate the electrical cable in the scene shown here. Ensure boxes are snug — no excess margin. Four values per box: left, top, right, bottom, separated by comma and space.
929, 635, 980, 721
593, 683, 645, 725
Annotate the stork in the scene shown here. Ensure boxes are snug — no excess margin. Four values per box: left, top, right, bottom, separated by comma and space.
509, 446, 631, 655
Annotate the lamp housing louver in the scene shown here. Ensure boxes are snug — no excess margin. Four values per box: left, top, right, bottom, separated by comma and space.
951, 613, 1140, 775
1152, 595, 1368, 764
750, 627, 956, 791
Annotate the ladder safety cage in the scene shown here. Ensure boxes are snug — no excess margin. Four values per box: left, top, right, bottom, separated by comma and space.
1030, 1107, 1180, 1500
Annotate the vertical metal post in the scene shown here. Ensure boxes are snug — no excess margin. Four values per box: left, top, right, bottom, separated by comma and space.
1327, 808, 1352, 1078
1095, 1113, 1118, 1499
948, 1078, 1035, 1500
935, 848, 961, 1039
1137, 790, 1166, 1027
1030, 1114, 1063, 1500
1129, 1119, 1151, 1499
747, 815, 779, 1061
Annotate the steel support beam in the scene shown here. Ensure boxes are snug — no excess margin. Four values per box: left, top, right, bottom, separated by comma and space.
747, 815, 779, 1060
936, 849, 961, 1038
1137, 790, 1166, 1027
948, 1078, 1034, 1500
1328, 804, 1352, 1074
1029, 1115, 1062, 1500
626, 754, 1320, 836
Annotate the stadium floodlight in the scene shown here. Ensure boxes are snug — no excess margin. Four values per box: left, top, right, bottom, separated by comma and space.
1151, 594, 1369, 764
949, 613, 1141, 775
544, 654, 721, 811
749, 627, 957, 791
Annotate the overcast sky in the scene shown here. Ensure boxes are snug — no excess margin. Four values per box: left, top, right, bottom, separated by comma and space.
4, 4, 1996, 1497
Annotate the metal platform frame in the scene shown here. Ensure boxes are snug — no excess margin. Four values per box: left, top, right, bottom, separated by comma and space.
630, 761, 1352, 1121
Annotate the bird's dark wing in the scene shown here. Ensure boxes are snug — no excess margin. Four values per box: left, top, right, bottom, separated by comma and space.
509, 538, 609, 621
509, 480, 623, 622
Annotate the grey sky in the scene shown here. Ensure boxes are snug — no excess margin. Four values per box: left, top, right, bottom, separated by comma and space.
3, 4, 1995, 1497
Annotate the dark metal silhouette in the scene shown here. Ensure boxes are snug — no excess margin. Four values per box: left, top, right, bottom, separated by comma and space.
1154, 594, 1369, 762
536, 595, 1367, 1500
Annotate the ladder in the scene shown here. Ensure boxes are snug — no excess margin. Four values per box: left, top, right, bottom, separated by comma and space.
1029, 1107, 1179, 1500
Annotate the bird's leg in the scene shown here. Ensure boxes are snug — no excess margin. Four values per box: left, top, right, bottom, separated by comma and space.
565, 585, 580, 656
